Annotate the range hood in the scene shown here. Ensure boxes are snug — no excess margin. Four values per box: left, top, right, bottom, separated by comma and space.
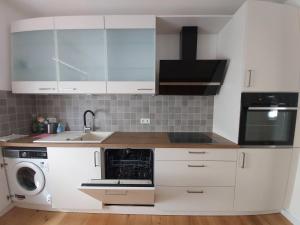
159, 27, 228, 95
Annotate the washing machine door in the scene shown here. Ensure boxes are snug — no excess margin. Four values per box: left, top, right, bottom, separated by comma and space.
13, 162, 45, 196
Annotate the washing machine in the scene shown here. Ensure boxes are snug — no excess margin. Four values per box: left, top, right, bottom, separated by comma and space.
3, 147, 52, 208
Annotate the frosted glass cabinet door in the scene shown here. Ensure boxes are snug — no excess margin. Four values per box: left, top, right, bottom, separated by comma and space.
12, 31, 57, 81
57, 29, 106, 93
106, 29, 155, 94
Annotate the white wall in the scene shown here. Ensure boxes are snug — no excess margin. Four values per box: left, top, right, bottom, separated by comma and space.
0, 1, 29, 91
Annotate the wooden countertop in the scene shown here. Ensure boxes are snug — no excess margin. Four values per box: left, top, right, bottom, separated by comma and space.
0, 132, 239, 149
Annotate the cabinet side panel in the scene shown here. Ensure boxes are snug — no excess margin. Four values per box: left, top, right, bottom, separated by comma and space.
213, 3, 247, 143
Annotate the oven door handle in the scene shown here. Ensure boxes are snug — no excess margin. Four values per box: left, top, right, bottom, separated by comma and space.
248, 107, 298, 111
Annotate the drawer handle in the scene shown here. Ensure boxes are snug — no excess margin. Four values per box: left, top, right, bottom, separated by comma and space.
187, 190, 204, 194
105, 191, 128, 196
188, 151, 206, 154
62, 88, 77, 91
188, 164, 206, 168
38, 88, 55, 91
137, 88, 154, 91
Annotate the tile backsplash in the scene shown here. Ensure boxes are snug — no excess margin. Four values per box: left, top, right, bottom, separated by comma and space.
35, 95, 214, 132
0, 91, 35, 136
0, 92, 214, 135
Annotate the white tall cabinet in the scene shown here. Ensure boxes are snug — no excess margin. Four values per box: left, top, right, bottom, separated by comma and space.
235, 148, 292, 212
214, 0, 300, 143
0, 149, 10, 216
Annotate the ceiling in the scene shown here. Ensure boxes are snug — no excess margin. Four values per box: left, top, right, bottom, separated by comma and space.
4, 0, 288, 17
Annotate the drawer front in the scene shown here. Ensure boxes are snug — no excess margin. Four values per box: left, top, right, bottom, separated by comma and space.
155, 161, 236, 186
79, 186, 155, 205
156, 186, 234, 212
155, 148, 237, 161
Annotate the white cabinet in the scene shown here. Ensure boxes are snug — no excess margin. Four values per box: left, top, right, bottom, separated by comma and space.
243, 1, 300, 92
55, 16, 107, 94
11, 15, 156, 94
11, 17, 58, 94
235, 148, 292, 212
0, 149, 10, 215
155, 148, 237, 212
47, 147, 102, 210
105, 16, 156, 94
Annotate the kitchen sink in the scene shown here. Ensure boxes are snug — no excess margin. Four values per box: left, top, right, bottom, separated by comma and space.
34, 131, 113, 143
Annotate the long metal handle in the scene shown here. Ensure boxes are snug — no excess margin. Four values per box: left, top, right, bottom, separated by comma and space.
240, 152, 246, 169
94, 151, 100, 167
137, 88, 154, 91
38, 88, 55, 91
105, 191, 128, 196
247, 70, 252, 87
62, 88, 77, 91
188, 151, 206, 154
248, 107, 298, 111
187, 190, 204, 194
188, 164, 206, 168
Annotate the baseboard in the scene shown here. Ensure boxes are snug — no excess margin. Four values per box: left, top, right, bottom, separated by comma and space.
281, 209, 300, 225
0, 204, 14, 217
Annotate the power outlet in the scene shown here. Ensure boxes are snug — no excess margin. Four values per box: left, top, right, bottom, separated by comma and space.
140, 118, 151, 125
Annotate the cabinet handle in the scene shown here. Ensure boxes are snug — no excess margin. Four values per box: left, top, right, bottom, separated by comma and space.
240, 152, 246, 168
105, 191, 128, 196
137, 88, 154, 91
247, 70, 253, 88
188, 164, 206, 168
187, 190, 204, 194
62, 88, 77, 91
188, 151, 206, 154
94, 151, 100, 167
38, 88, 55, 91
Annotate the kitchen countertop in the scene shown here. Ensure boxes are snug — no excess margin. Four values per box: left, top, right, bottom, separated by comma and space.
0, 132, 238, 149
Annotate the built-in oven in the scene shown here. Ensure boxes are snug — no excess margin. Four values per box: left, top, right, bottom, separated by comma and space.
239, 92, 298, 146
79, 148, 155, 206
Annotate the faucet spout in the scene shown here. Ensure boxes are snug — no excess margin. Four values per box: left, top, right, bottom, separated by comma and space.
83, 110, 95, 133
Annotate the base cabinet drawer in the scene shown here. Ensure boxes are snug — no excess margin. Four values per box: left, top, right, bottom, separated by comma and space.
155, 186, 234, 212
79, 186, 155, 205
155, 148, 237, 161
155, 161, 236, 186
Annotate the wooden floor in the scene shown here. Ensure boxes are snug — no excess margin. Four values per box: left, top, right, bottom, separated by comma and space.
0, 207, 292, 225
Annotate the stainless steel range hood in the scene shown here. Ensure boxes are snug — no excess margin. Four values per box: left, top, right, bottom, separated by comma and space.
159, 27, 228, 96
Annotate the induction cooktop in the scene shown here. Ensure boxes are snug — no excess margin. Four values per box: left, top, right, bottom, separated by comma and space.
168, 132, 216, 144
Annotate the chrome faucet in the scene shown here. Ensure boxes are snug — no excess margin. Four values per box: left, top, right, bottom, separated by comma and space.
83, 110, 95, 133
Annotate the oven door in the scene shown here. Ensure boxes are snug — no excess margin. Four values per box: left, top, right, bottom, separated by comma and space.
79, 179, 155, 206
239, 107, 297, 146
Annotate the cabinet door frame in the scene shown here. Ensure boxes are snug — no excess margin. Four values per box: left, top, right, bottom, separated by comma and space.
0, 149, 11, 216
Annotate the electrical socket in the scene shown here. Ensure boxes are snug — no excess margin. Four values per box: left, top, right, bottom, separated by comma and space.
140, 118, 150, 125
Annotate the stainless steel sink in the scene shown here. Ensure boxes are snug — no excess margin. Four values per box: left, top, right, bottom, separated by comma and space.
34, 131, 113, 143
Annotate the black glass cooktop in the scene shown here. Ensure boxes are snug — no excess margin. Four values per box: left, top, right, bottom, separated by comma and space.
168, 132, 216, 144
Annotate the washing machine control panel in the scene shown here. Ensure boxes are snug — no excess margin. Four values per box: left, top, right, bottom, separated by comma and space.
19, 151, 47, 159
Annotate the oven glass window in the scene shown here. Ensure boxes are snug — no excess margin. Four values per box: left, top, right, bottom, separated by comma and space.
244, 110, 296, 143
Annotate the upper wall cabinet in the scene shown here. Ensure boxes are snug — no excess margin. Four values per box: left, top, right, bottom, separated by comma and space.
243, 1, 300, 92
105, 15, 156, 94
55, 16, 106, 94
11, 15, 156, 94
11, 17, 58, 94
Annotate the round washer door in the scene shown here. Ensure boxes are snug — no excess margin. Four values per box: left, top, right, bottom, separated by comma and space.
13, 162, 45, 196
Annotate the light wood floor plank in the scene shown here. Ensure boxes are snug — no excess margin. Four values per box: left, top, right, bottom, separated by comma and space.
0, 208, 292, 225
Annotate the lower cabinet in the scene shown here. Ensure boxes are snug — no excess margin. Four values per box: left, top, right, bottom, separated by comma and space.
234, 148, 292, 212
47, 147, 102, 210
156, 186, 235, 212
0, 149, 11, 215
154, 148, 237, 212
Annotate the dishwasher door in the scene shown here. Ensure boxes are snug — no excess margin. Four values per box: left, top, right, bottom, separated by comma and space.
79, 179, 155, 205
80, 148, 155, 205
